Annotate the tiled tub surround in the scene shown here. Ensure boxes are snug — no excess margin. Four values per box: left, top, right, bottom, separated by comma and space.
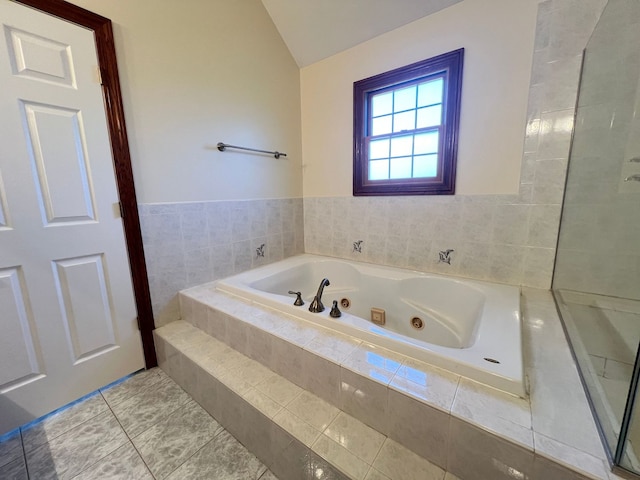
139, 198, 304, 327
302, 0, 610, 293
216, 254, 525, 397
167, 283, 624, 480
304, 195, 559, 290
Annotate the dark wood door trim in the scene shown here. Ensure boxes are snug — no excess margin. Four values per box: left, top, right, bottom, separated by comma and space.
14, 0, 157, 368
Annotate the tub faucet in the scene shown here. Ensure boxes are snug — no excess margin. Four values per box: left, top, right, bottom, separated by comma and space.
309, 278, 330, 313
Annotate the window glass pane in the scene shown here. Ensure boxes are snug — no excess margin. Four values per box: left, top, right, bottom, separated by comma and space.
417, 105, 442, 128
369, 138, 390, 159
414, 131, 439, 154
418, 78, 443, 107
394, 85, 416, 112
413, 154, 438, 178
393, 111, 415, 132
390, 157, 412, 179
390, 135, 413, 158
372, 115, 392, 136
369, 160, 389, 180
372, 92, 393, 117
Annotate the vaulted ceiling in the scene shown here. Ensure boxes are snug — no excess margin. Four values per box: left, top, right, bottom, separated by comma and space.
261, 0, 463, 67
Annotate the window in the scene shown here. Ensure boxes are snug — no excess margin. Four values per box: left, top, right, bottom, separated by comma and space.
353, 48, 464, 196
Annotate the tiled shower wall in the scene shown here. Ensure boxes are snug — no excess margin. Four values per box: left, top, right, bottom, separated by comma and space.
304, 0, 607, 290
139, 198, 304, 327
554, 0, 640, 300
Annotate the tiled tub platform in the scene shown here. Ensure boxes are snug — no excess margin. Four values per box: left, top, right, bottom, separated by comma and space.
154, 284, 620, 480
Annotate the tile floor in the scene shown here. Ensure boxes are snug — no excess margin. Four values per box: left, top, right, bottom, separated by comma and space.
0, 368, 278, 480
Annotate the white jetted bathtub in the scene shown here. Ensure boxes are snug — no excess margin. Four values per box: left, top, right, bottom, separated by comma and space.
217, 254, 525, 397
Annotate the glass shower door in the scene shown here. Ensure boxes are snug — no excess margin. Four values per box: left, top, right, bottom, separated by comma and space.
552, 0, 640, 475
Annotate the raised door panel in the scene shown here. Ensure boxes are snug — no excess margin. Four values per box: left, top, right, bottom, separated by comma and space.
21, 102, 96, 226
52, 255, 118, 364
0, 267, 44, 393
0, 169, 10, 229
4, 25, 76, 87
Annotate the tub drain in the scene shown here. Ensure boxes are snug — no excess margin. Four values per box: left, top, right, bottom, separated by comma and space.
410, 317, 424, 330
340, 298, 351, 309
484, 357, 501, 364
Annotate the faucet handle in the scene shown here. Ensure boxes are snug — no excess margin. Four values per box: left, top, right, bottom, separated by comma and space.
288, 291, 305, 306
330, 300, 342, 318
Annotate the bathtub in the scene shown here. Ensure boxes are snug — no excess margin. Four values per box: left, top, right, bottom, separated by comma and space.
216, 254, 525, 397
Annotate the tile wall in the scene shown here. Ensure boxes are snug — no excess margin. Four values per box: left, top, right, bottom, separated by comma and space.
140, 0, 609, 328
139, 198, 304, 326
553, 0, 640, 300
304, 0, 608, 290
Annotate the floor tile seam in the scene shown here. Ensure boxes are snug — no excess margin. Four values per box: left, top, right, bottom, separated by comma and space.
111, 384, 194, 439
30, 426, 129, 480
0, 432, 24, 469
99, 390, 157, 480
147, 426, 221, 480
369, 437, 392, 472
19, 395, 111, 454
22, 406, 119, 462
108, 375, 178, 416
128, 398, 202, 447
66, 438, 137, 480
125, 395, 194, 441
18, 429, 30, 480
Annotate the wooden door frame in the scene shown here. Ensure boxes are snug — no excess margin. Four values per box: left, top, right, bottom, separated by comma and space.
13, 0, 157, 368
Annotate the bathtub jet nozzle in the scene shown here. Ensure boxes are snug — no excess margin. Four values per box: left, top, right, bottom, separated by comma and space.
309, 278, 330, 313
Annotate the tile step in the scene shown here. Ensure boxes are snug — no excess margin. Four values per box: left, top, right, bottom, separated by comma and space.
154, 321, 444, 480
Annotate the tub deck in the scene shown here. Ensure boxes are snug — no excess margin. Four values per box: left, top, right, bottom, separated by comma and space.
216, 254, 525, 397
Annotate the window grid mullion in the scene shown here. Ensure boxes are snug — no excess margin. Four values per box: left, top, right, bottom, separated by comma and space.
367, 126, 440, 142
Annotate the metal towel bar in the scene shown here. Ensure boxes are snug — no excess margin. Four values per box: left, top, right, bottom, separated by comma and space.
217, 142, 286, 159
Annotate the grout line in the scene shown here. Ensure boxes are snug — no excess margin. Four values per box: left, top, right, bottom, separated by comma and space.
19, 428, 30, 480
105, 373, 233, 480
100, 386, 156, 479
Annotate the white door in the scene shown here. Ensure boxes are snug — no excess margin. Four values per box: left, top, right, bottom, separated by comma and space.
0, 1, 145, 434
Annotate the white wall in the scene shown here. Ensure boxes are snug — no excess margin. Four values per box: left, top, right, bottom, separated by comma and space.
300, 0, 539, 197
69, 0, 302, 204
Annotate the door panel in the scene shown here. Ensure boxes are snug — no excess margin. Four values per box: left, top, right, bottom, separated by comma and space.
0, 267, 43, 392
52, 254, 118, 364
22, 102, 96, 225
5, 25, 76, 87
0, 0, 145, 434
